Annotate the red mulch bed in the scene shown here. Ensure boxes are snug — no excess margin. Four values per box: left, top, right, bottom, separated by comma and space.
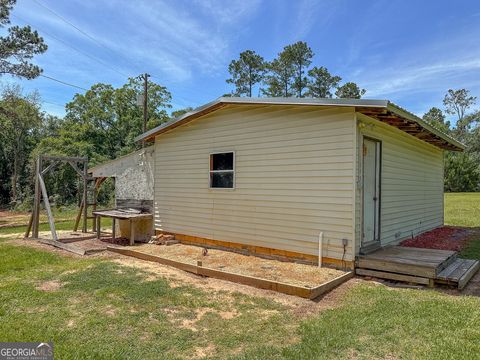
400, 226, 470, 251
100, 237, 130, 246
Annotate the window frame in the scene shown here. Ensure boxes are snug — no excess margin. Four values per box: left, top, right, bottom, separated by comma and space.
209, 151, 235, 190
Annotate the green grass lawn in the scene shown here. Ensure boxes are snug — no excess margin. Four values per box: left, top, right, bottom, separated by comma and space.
1, 241, 479, 359
445, 193, 480, 259
0, 208, 112, 236
445, 192, 480, 227
0, 242, 295, 359
1, 193, 480, 359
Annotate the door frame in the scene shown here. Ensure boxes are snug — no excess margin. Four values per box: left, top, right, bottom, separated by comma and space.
361, 136, 382, 251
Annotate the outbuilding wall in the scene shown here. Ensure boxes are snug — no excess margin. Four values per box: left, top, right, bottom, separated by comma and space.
90, 146, 155, 211
154, 105, 357, 262
355, 113, 444, 253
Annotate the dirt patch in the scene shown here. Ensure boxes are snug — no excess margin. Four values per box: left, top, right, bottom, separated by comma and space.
193, 343, 216, 359
103, 305, 117, 317
218, 310, 238, 320
126, 243, 346, 288
179, 308, 212, 332
112, 254, 362, 313
35, 280, 64, 292
462, 270, 480, 297
290, 278, 364, 318
439, 268, 480, 297
400, 226, 473, 251
0, 210, 30, 228
7, 235, 364, 317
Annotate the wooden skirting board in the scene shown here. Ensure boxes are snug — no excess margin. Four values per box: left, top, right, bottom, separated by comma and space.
155, 231, 354, 270
355, 268, 431, 286
107, 246, 354, 299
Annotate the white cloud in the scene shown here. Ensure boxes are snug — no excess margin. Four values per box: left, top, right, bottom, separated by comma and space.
290, 0, 345, 41
362, 59, 480, 97
15, 0, 261, 84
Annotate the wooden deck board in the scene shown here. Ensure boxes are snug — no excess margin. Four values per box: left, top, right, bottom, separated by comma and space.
369, 246, 455, 257
356, 268, 430, 285
357, 257, 437, 278
357, 246, 460, 282
362, 247, 455, 264
458, 261, 480, 290
436, 259, 464, 280
358, 246, 479, 289
446, 259, 476, 281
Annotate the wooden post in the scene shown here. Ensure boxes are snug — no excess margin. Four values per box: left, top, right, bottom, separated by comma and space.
92, 180, 98, 232
82, 159, 88, 233
142, 73, 150, 148
129, 219, 135, 246
32, 156, 42, 238
38, 174, 58, 241
112, 218, 116, 241
73, 198, 84, 232
25, 211, 34, 238
96, 216, 101, 239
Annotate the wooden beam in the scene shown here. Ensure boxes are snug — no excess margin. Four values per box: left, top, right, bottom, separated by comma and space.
96, 216, 101, 239
38, 174, 58, 242
129, 219, 134, 246
112, 218, 116, 241
41, 160, 59, 176
68, 161, 87, 179
356, 268, 430, 285
38, 238, 86, 255
82, 161, 88, 233
73, 198, 83, 232
32, 156, 42, 238
41, 155, 87, 162
25, 211, 33, 238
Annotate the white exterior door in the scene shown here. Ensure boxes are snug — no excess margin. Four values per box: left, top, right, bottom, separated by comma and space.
362, 138, 381, 247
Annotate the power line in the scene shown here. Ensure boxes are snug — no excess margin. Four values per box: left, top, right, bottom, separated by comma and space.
28, 1, 218, 107
31, 0, 219, 104
12, 14, 129, 79
32, 0, 142, 73
40, 74, 88, 91
42, 100, 65, 108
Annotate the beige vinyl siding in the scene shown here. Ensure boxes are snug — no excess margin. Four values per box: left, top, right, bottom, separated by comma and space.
154, 105, 356, 261
356, 113, 444, 250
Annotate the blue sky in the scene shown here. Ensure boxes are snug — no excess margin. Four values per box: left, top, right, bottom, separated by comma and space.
4, 0, 480, 121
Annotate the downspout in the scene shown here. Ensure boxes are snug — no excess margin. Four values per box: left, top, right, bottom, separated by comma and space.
318, 232, 323, 267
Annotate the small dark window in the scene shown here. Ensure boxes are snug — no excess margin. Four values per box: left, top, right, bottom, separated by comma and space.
210, 152, 234, 188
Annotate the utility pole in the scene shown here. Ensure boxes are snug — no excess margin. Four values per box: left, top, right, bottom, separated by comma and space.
141, 73, 150, 147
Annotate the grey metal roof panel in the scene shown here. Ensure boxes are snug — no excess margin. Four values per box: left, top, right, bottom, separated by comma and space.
135, 97, 388, 142
135, 96, 464, 151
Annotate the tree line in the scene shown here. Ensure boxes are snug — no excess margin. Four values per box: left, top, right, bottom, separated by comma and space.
0, 0, 478, 211
422, 89, 480, 192
225, 42, 366, 99
0, 79, 172, 208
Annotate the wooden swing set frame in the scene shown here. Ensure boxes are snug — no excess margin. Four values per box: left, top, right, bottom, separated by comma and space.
25, 155, 104, 242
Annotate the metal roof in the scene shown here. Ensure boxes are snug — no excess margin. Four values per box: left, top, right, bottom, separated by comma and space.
135, 97, 464, 151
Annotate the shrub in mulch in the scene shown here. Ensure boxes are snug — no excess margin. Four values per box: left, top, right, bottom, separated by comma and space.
100, 237, 130, 246
400, 226, 470, 251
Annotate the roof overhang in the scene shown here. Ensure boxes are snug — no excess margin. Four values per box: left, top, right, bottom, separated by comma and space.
136, 97, 464, 151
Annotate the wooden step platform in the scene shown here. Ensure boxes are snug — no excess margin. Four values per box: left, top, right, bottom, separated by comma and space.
356, 246, 479, 289
435, 258, 480, 289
